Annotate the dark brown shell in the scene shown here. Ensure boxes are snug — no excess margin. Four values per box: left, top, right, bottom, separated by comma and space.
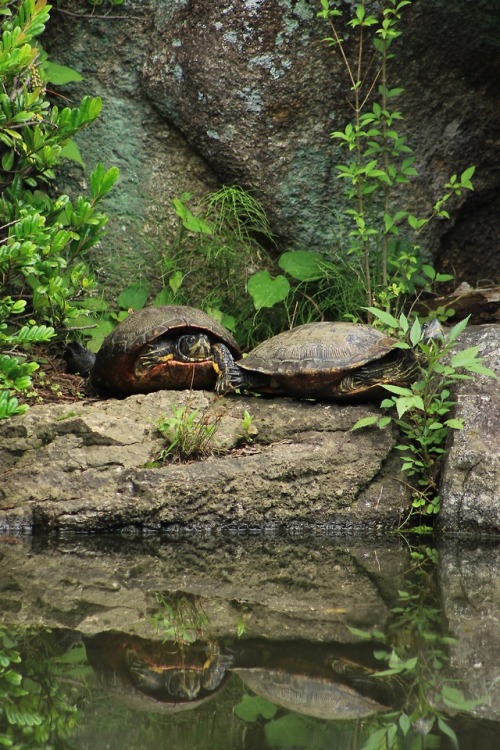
91, 305, 241, 394
238, 321, 409, 399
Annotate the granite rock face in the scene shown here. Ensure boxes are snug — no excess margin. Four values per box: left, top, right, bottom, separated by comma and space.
45, 0, 500, 294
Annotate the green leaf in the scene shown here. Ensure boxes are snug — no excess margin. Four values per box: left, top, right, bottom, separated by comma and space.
168, 270, 183, 294
365, 307, 399, 328
383, 384, 414, 397
265, 714, 314, 747
117, 282, 148, 310
60, 139, 85, 167
346, 626, 374, 640
447, 315, 470, 342
409, 317, 421, 346
460, 165, 475, 189
437, 717, 459, 749
247, 271, 290, 310
450, 346, 480, 368
43, 61, 84, 84
394, 395, 424, 418
278, 250, 325, 281
234, 694, 277, 721
352, 415, 379, 430
90, 163, 119, 200
445, 418, 464, 430
359, 727, 391, 750
1, 150, 14, 171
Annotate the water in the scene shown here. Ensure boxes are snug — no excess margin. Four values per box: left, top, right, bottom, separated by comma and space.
1, 532, 498, 749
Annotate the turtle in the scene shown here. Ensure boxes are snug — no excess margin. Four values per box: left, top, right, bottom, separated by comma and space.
226, 320, 441, 401
84, 633, 232, 713
232, 667, 388, 720
65, 305, 241, 395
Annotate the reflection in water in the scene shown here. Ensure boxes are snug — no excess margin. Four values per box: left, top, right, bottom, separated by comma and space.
84, 632, 402, 720
0, 535, 498, 749
84, 633, 231, 713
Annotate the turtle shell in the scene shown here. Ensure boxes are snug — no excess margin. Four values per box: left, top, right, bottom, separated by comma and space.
238, 321, 410, 399
91, 305, 241, 394
233, 667, 387, 720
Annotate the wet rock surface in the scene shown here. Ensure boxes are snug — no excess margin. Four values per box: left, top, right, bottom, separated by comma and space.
439, 539, 500, 720
1, 533, 498, 721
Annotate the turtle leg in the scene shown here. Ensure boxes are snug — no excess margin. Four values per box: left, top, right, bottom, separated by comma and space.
135, 339, 176, 374
211, 344, 243, 394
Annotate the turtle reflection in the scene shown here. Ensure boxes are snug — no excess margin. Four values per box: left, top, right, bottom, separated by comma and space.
85, 633, 403, 719
232, 639, 402, 721
84, 633, 232, 713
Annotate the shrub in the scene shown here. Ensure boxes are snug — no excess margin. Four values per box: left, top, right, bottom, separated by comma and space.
0, 0, 118, 417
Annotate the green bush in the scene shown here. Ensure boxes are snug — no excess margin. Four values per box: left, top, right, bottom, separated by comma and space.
0, 0, 118, 417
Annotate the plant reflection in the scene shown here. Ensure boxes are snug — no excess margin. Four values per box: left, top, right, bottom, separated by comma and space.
0, 625, 88, 749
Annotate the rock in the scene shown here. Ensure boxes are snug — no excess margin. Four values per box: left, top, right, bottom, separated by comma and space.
44, 0, 500, 296
0, 392, 408, 533
0, 534, 410, 641
439, 325, 500, 535
439, 540, 500, 720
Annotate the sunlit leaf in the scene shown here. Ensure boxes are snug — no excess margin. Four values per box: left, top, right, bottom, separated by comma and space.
352, 415, 379, 430
117, 282, 148, 311
43, 61, 83, 84
247, 271, 289, 310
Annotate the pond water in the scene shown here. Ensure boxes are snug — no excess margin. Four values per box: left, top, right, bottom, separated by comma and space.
1, 532, 498, 749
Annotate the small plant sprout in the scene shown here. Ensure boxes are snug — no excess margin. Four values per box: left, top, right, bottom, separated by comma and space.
156, 403, 223, 462
240, 409, 258, 444
353, 312, 497, 523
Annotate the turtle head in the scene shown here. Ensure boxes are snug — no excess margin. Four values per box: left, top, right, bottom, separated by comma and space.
176, 333, 212, 362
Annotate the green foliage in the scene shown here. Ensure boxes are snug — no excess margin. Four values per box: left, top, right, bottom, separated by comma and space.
317, 0, 474, 318
353, 313, 497, 523
0, 625, 85, 748
239, 408, 257, 444
234, 694, 277, 722
162, 187, 285, 348
0, 0, 118, 416
152, 592, 209, 645
156, 403, 223, 462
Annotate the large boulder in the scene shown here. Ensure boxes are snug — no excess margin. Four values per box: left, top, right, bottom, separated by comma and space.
44, 0, 500, 295
1, 326, 498, 534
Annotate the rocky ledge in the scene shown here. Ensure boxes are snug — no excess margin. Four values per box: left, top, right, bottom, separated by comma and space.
0, 325, 498, 534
